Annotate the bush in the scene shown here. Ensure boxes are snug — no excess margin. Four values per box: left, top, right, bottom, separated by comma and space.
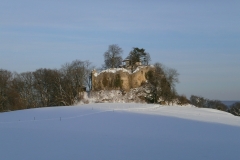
228, 102, 240, 116
177, 95, 190, 105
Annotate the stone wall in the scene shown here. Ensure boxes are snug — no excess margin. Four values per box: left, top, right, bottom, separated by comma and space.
91, 66, 153, 91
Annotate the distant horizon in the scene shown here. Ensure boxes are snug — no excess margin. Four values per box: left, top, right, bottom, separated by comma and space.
221, 100, 240, 107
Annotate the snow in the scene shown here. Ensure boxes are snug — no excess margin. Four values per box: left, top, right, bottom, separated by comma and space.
86, 87, 151, 103
1, 103, 240, 160
94, 66, 154, 77
132, 66, 151, 73
94, 68, 131, 77
93, 72, 98, 77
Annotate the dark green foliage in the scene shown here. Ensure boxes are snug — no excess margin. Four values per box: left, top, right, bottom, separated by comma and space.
128, 47, 151, 72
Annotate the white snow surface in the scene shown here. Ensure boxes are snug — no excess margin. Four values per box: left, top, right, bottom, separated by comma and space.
94, 66, 154, 77
94, 68, 131, 77
84, 88, 151, 104
1, 103, 240, 160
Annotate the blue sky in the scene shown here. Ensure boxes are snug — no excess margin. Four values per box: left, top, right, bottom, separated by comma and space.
1, 0, 240, 100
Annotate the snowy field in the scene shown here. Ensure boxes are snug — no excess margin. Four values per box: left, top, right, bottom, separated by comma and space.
1, 103, 240, 160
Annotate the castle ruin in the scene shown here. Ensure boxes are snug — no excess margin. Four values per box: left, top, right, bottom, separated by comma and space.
91, 65, 153, 91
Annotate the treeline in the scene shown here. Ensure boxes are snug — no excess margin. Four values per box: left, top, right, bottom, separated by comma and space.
190, 95, 240, 116
2, 44, 237, 116
0, 60, 93, 112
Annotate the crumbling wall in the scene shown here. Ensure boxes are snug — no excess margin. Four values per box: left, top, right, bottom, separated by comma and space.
92, 66, 153, 91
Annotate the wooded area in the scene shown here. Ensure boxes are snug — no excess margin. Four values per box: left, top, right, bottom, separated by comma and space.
0, 60, 93, 112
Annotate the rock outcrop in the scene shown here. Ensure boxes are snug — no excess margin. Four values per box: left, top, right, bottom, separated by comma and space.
79, 84, 153, 104
91, 66, 153, 91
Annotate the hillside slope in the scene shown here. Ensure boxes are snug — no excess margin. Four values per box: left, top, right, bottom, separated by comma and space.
0, 103, 240, 160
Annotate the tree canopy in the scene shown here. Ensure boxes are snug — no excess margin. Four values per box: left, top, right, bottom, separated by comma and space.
103, 44, 123, 69
145, 63, 179, 104
0, 60, 93, 112
127, 47, 151, 72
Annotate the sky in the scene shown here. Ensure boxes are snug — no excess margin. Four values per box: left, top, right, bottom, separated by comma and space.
1, 0, 240, 100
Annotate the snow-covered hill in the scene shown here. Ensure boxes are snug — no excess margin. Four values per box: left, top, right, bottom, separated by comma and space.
0, 103, 240, 160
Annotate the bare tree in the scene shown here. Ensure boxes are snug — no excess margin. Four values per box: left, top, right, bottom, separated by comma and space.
60, 62, 83, 105
60, 60, 94, 105
143, 52, 151, 66
33, 69, 56, 107
104, 44, 123, 68
163, 67, 179, 95
0, 69, 12, 111
7, 72, 26, 110
0, 59, 94, 111
14, 72, 39, 109
81, 60, 94, 91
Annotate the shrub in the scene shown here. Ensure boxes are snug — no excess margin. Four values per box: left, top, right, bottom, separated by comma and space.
177, 95, 190, 105
229, 102, 240, 116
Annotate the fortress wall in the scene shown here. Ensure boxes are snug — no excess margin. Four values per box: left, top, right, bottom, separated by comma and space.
92, 66, 153, 91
